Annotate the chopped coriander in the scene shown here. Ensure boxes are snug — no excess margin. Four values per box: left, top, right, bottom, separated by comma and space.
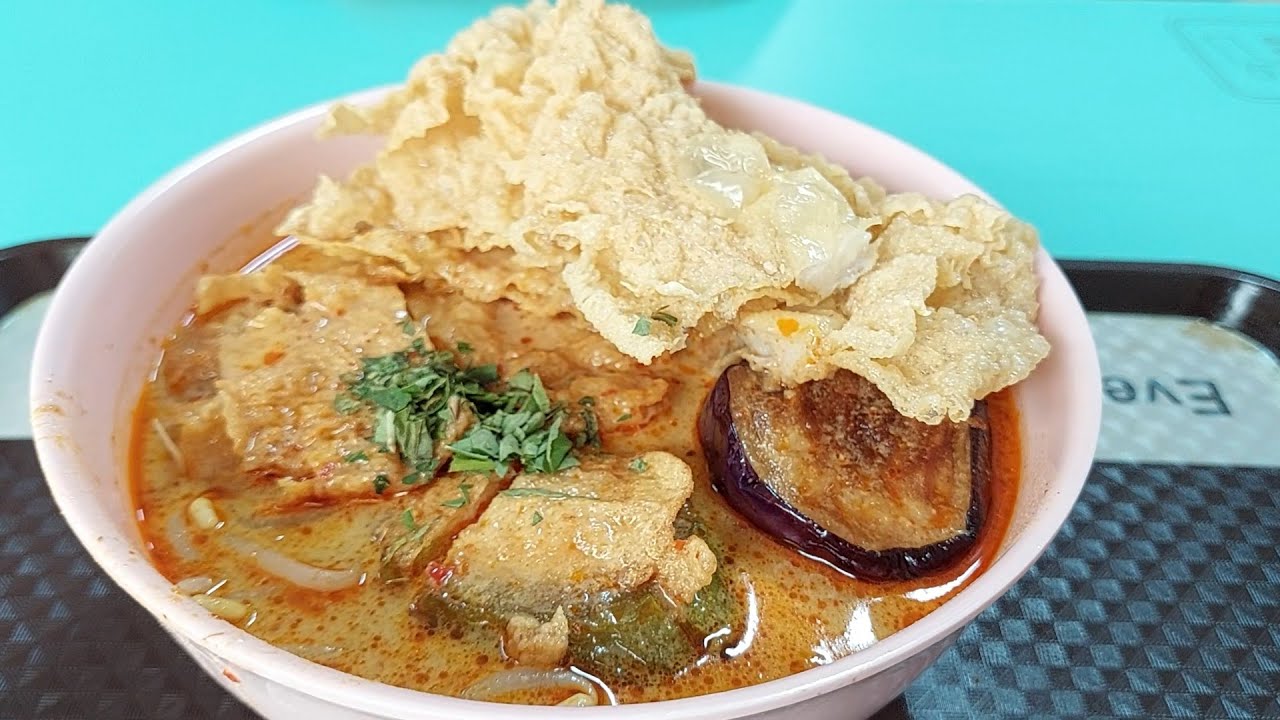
616, 412, 632, 423
650, 310, 679, 327
343, 450, 368, 463
466, 364, 500, 384
629, 457, 648, 472
441, 481, 473, 509
373, 474, 390, 494
372, 409, 396, 452
366, 387, 412, 412
499, 487, 577, 500
401, 320, 417, 335
578, 397, 601, 449
401, 509, 418, 531
401, 471, 421, 485
380, 518, 436, 577
632, 316, 652, 336
456, 341, 474, 354
531, 510, 543, 526
342, 338, 584, 479
334, 394, 362, 415
450, 456, 501, 473
445, 370, 576, 475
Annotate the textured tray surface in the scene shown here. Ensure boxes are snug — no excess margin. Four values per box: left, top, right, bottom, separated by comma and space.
4, 257, 1279, 718
0, 441, 253, 720
3, 443, 1277, 719
881, 463, 1280, 720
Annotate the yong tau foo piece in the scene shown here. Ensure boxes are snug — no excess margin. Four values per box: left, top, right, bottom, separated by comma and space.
439, 452, 715, 613
411, 453, 724, 671
129, 0, 1047, 707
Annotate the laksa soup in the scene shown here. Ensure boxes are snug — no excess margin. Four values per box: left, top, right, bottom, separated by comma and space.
130, 0, 1048, 707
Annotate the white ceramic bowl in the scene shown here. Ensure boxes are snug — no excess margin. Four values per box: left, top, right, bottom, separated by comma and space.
30, 82, 1101, 720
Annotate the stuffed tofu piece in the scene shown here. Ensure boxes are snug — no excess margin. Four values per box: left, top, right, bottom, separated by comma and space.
415, 452, 720, 669
440, 452, 716, 613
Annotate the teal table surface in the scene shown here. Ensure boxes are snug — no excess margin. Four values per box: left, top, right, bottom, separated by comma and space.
2, 1, 1278, 278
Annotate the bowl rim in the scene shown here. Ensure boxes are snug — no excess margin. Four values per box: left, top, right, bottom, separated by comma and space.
30, 81, 1101, 719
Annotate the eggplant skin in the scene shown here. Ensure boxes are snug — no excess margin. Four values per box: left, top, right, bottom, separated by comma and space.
697, 365, 990, 582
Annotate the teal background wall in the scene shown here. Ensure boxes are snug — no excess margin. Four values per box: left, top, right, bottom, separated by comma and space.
2, 1, 1277, 277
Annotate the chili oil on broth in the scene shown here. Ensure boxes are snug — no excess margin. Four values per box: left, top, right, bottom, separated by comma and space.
131, 244, 1020, 705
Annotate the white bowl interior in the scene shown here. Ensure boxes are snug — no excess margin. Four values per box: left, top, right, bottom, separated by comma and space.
31, 83, 1100, 720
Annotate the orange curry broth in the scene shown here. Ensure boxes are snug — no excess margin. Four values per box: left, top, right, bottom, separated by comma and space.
128, 253, 1020, 705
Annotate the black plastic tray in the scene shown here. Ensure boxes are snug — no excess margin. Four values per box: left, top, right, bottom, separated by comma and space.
1061, 259, 1280, 351
0, 237, 87, 318
1, 244, 1277, 720
878, 259, 1280, 719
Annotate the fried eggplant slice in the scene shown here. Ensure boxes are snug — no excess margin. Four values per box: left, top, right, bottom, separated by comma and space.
698, 364, 990, 581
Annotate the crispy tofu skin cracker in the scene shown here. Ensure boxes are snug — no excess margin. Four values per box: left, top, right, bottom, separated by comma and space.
737, 193, 1049, 423
278, 0, 1048, 423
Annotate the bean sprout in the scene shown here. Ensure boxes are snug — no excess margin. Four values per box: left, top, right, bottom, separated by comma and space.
151, 418, 185, 468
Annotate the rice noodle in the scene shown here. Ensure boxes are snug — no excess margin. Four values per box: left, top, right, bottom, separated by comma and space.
460, 668, 608, 705
557, 693, 597, 707
224, 536, 360, 592
165, 511, 198, 561
173, 576, 216, 595
151, 418, 185, 468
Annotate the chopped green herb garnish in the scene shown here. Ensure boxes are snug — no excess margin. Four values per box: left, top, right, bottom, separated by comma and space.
449, 455, 501, 473
443, 368, 580, 475
373, 474, 390, 494
334, 394, 362, 415
401, 509, 418, 531
633, 309, 677, 336
380, 518, 437, 579
531, 510, 543, 526
401, 320, 417, 335
456, 341, 474, 354
629, 457, 648, 472
499, 487, 578, 500
339, 338, 586, 478
343, 450, 368, 463
578, 397, 601, 449
401, 471, 421, 485
650, 310, 679, 327
372, 409, 396, 452
616, 412, 632, 423
441, 481, 473, 509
